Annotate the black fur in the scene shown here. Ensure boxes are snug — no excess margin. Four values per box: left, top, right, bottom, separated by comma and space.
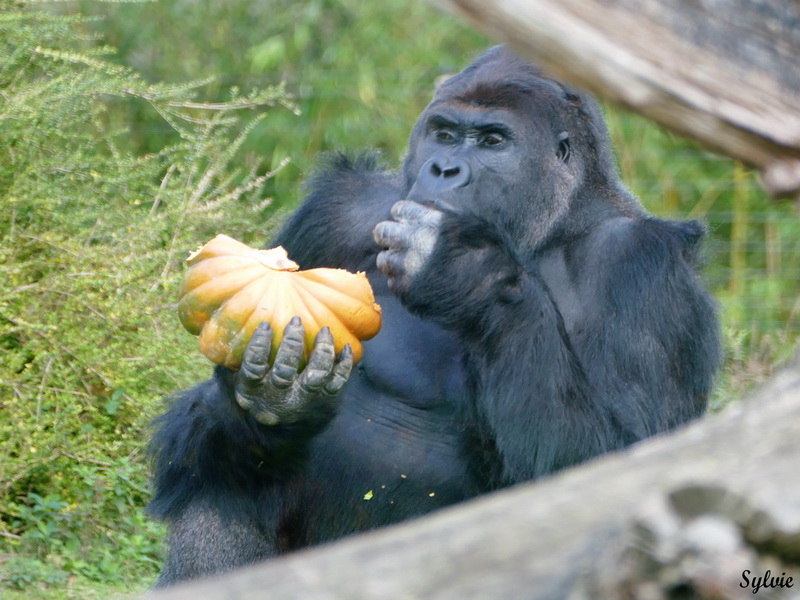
150, 46, 721, 586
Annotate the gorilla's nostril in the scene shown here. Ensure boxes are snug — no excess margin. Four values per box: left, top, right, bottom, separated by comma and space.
419, 157, 470, 194
429, 160, 462, 180
442, 166, 461, 179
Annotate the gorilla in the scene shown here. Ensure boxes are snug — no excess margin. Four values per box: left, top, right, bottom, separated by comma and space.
149, 46, 721, 586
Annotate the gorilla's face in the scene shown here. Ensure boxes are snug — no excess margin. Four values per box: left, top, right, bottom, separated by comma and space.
402, 51, 586, 252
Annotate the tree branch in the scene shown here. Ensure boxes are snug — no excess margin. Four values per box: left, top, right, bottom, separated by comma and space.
433, 0, 800, 200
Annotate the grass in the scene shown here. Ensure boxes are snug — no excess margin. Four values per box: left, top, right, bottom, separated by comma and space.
1, 578, 151, 599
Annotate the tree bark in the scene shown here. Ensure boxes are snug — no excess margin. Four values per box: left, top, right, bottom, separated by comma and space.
433, 0, 800, 200
146, 356, 800, 600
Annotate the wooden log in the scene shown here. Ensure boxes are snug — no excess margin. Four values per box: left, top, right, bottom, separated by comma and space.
433, 0, 800, 200
145, 356, 800, 599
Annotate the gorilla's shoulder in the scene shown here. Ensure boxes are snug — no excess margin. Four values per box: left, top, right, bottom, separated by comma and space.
305, 151, 398, 194
584, 215, 708, 269
274, 151, 402, 271
319, 150, 387, 174
641, 216, 707, 263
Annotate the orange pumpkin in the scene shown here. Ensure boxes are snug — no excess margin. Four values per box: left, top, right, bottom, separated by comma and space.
178, 234, 382, 370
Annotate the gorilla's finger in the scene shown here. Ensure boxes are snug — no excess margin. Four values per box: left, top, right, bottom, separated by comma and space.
309, 326, 336, 367
373, 220, 413, 250
376, 249, 406, 277
300, 327, 336, 392
391, 200, 442, 227
270, 316, 305, 388
408, 227, 439, 258
234, 390, 254, 412
324, 344, 354, 396
240, 321, 273, 382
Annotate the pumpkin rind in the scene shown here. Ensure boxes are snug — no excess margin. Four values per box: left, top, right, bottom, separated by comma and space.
178, 235, 382, 369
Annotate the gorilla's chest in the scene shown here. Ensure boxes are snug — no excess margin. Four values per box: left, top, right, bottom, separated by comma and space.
355, 292, 466, 407
298, 293, 475, 537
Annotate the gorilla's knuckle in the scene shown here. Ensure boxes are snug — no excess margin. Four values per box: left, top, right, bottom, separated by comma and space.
323, 372, 347, 395
411, 228, 438, 253
239, 362, 264, 382
234, 391, 253, 411
372, 221, 389, 243
270, 364, 297, 388
282, 328, 305, 347
278, 336, 305, 358
377, 249, 405, 276
389, 200, 409, 220
310, 343, 335, 366
302, 369, 328, 389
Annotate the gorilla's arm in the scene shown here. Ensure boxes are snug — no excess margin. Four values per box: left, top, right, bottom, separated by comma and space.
571, 218, 721, 437
275, 152, 401, 271
148, 364, 336, 585
152, 153, 399, 497
376, 205, 720, 484
149, 154, 399, 585
149, 367, 333, 519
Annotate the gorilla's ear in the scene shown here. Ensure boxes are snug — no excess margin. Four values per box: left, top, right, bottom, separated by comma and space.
557, 131, 571, 163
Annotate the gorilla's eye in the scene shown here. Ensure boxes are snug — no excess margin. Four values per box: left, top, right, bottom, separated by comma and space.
557, 132, 571, 163
481, 132, 505, 147
435, 129, 456, 142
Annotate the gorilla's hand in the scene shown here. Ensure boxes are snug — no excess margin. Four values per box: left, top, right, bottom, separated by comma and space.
234, 317, 353, 426
373, 200, 443, 296
374, 199, 523, 330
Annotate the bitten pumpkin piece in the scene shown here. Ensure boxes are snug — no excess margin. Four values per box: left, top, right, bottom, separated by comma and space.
178, 234, 382, 370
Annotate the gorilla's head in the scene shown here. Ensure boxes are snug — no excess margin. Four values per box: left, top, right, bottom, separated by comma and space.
402, 46, 638, 253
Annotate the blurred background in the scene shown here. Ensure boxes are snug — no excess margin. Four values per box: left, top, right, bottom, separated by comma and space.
1, 0, 798, 597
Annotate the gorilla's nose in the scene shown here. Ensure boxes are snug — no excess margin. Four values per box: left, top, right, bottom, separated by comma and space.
417, 157, 471, 193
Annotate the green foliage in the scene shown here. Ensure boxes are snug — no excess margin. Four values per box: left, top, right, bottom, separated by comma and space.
78, 0, 488, 207
3, 462, 161, 587
3, 577, 143, 600
0, 0, 293, 589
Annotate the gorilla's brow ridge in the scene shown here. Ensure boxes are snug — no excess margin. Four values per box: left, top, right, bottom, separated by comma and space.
455, 81, 536, 110
425, 112, 515, 143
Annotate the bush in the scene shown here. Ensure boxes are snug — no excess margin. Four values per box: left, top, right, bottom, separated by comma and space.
0, 2, 292, 588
